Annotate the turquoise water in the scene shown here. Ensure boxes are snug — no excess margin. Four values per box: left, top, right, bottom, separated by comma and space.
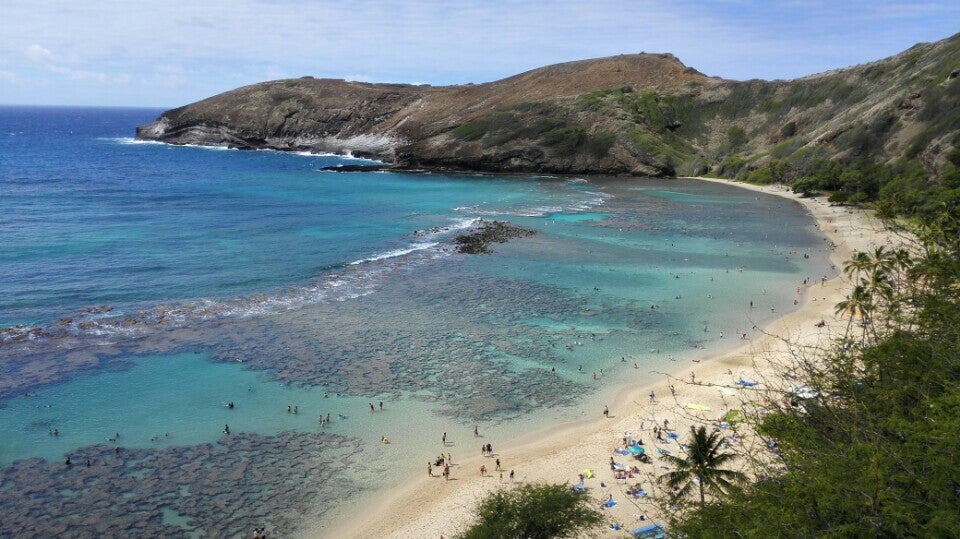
0, 107, 834, 537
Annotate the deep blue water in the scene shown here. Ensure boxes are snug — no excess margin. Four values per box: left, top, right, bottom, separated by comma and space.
1, 106, 603, 326
0, 106, 835, 536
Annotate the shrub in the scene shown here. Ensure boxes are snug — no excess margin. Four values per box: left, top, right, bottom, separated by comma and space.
781, 121, 797, 138
828, 191, 850, 204
460, 483, 602, 539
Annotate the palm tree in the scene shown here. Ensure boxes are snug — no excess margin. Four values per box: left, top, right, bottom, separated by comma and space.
835, 284, 873, 339
843, 251, 872, 281
657, 426, 747, 507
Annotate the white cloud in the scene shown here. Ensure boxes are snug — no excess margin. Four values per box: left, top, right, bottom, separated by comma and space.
25, 44, 55, 63
1, 0, 959, 106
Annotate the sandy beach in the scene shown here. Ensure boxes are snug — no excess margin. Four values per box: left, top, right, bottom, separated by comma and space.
323, 177, 898, 539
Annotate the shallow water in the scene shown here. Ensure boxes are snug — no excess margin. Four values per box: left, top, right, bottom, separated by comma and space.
0, 106, 834, 537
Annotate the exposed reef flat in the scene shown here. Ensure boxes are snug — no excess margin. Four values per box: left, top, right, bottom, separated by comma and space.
454, 221, 537, 254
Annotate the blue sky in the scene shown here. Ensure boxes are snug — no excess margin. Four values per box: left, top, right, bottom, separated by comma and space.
1, 1, 958, 107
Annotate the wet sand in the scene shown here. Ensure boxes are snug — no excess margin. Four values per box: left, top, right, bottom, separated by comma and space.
320, 178, 898, 539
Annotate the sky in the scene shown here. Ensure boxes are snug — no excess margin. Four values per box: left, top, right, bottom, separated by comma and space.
1, 1, 959, 108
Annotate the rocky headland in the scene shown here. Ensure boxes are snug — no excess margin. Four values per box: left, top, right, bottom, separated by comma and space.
138, 33, 960, 180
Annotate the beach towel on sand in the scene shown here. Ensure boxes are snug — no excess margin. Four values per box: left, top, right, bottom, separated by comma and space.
683, 403, 711, 411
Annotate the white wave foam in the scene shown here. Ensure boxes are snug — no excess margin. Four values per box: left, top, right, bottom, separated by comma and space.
349, 242, 439, 265
102, 138, 382, 162
103, 137, 166, 145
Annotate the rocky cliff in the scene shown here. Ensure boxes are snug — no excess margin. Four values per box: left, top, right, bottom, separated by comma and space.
137, 33, 960, 178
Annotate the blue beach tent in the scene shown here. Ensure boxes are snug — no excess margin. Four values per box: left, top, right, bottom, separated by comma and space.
633, 523, 667, 538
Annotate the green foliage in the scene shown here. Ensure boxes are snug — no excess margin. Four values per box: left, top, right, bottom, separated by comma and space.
727, 125, 748, 149
834, 113, 898, 158
791, 177, 820, 196
452, 120, 489, 141
828, 191, 850, 204
906, 78, 960, 159
460, 483, 602, 539
450, 104, 615, 159
780, 121, 797, 138
669, 205, 960, 537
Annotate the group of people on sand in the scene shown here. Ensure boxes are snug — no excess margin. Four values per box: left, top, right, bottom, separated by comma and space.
428, 459, 452, 480
426, 432, 517, 482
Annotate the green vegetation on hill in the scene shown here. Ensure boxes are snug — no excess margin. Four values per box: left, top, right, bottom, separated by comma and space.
440, 32, 960, 205
451, 102, 617, 160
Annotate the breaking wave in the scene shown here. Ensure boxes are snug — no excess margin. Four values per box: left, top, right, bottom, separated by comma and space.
0, 217, 480, 346
100, 138, 382, 162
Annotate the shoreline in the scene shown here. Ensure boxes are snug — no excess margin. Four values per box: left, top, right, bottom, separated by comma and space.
320, 177, 896, 539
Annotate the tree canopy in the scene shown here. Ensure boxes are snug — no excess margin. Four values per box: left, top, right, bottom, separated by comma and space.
459, 483, 602, 539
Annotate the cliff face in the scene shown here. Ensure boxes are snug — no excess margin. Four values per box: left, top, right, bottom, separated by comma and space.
137, 33, 960, 177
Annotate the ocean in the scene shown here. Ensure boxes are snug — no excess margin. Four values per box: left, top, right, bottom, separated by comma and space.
0, 106, 833, 536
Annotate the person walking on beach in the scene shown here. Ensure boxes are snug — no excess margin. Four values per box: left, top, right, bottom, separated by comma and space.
442, 432, 447, 445
510, 469, 515, 482
649, 391, 655, 403
474, 425, 479, 437
495, 458, 501, 471
427, 462, 433, 477
603, 405, 609, 417
480, 465, 487, 476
